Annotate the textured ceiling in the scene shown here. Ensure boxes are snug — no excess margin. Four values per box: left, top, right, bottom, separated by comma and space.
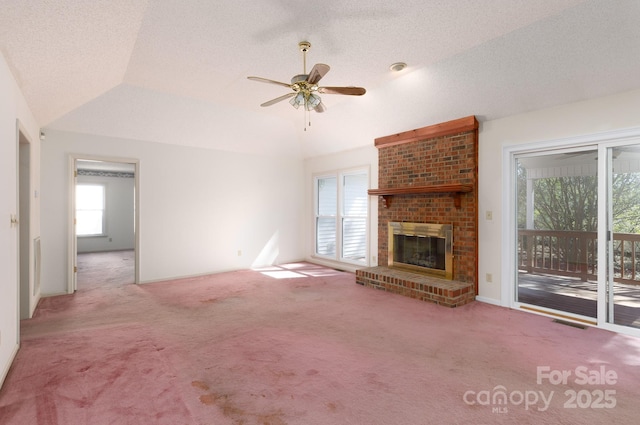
2, 0, 640, 158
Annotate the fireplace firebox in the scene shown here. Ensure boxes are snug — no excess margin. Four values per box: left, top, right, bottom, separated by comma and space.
388, 222, 453, 279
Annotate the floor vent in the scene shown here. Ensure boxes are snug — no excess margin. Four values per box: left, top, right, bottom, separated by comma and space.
553, 319, 587, 329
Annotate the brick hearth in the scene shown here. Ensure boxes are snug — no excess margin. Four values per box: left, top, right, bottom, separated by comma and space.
356, 116, 478, 307
356, 267, 475, 307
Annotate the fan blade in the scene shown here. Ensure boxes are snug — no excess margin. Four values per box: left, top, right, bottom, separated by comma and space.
247, 76, 292, 89
318, 86, 366, 96
260, 93, 295, 107
314, 101, 327, 113
307, 63, 330, 84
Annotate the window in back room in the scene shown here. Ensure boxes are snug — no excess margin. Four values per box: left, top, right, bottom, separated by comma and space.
76, 184, 106, 236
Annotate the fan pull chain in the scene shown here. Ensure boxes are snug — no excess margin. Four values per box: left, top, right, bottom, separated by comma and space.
303, 110, 311, 131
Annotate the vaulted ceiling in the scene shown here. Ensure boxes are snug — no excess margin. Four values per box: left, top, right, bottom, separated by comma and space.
2, 0, 640, 158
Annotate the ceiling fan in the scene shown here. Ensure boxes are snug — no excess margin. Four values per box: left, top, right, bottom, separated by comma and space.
247, 41, 366, 113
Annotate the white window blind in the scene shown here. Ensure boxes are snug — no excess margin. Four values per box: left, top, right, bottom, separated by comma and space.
342, 173, 367, 261
316, 176, 337, 256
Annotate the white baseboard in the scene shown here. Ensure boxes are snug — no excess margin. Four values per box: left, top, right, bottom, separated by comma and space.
0, 342, 19, 391
475, 295, 503, 306
305, 257, 359, 274
40, 291, 72, 298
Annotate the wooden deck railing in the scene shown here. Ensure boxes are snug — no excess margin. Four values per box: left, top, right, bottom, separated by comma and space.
518, 229, 640, 285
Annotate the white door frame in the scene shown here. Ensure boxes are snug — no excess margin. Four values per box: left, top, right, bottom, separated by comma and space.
502, 126, 640, 337
68, 154, 140, 293
597, 139, 640, 336
17, 122, 33, 319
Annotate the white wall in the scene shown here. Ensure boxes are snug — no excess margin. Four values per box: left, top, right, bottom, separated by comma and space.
478, 88, 640, 304
0, 53, 40, 388
40, 130, 305, 294
76, 173, 135, 253
303, 145, 379, 272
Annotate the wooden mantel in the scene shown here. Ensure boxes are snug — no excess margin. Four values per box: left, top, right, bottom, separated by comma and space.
368, 184, 473, 208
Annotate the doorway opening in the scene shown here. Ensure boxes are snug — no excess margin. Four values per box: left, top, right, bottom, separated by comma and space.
18, 123, 38, 319
69, 156, 139, 292
515, 148, 600, 323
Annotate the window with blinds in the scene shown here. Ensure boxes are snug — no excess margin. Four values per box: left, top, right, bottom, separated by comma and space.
315, 169, 368, 265
316, 176, 337, 256
342, 173, 367, 261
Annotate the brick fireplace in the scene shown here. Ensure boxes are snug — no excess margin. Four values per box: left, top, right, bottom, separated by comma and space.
356, 116, 478, 307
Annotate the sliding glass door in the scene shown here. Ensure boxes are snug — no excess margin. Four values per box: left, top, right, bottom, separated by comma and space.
516, 148, 599, 321
605, 144, 640, 329
513, 140, 640, 331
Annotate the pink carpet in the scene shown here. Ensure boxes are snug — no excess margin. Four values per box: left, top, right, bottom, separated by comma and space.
1, 262, 640, 424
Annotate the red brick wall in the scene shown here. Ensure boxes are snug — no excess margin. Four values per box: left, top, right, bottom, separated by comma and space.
376, 130, 478, 285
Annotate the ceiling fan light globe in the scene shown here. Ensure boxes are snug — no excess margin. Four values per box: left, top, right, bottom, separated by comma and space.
308, 93, 321, 107
290, 92, 306, 109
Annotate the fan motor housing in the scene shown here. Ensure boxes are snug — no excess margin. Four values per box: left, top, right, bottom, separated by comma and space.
291, 74, 308, 84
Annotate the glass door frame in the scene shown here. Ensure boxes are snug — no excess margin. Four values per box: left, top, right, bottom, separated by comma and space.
502, 126, 640, 338
599, 140, 640, 333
